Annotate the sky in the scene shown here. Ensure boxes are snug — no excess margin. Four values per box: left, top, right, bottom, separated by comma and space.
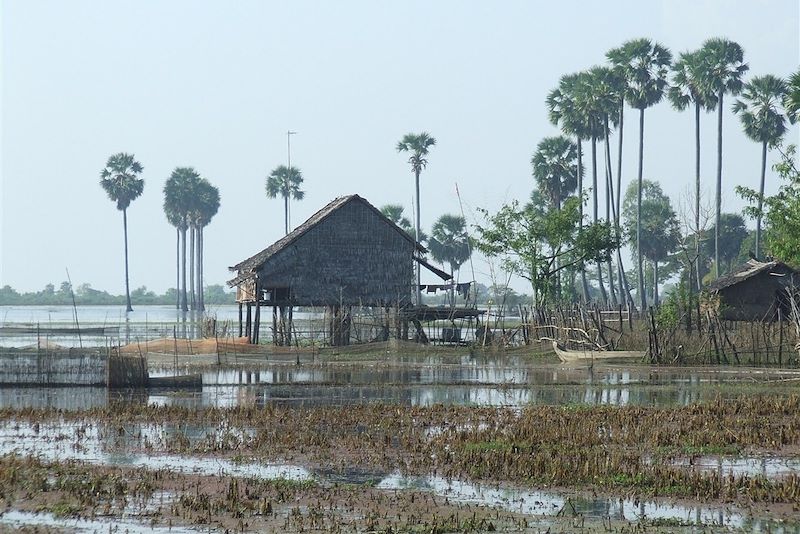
1, 0, 799, 295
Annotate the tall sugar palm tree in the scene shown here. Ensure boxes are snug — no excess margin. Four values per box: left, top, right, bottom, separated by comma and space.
380, 204, 426, 242
531, 136, 579, 210
605, 38, 672, 310
733, 74, 788, 258
396, 132, 436, 305
266, 165, 305, 235
163, 205, 185, 309
786, 69, 800, 123
698, 37, 748, 277
668, 49, 718, 290
194, 180, 220, 312
100, 152, 144, 312
164, 167, 201, 312
428, 214, 471, 280
547, 73, 599, 302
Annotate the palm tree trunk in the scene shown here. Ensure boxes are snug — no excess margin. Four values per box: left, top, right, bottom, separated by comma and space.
714, 91, 724, 278
636, 107, 646, 311
189, 225, 196, 310
592, 137, 607, 305
756, 140, 768, 259
284, 195, 289, 235
180, 227, 188, 312
616, 101, 624, 228
415, 168, 422, 306
615, 101, 630, 307
653, 260, 659, 307
604, 117, 618, 307
577, 138, 590, 302
197, 226, 204, 312
122, 208, 133, 312
175, 227, 180, 309
694, 101, 703, 291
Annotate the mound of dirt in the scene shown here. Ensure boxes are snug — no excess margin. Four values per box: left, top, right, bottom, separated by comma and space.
119, 337, 253, 355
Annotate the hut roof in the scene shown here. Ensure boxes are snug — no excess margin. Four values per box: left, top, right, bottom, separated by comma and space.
707, 259, 796, 292
228, 194, 426, 285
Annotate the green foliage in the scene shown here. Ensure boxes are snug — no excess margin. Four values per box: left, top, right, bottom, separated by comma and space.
606, 38, 672, 111
738, 145, 800, 266
99, 153, 144, 211
531, 135, 579, 208
475, 195, 616, 305
621, 180, 680, 264
265, 165, 305, 201
427, 214, 471, 275
0, 283, 235, 306
702, 213, 749, 275
786, 69, 800, 123
668, 49, 718, 112
379, 204, 425, 243
396, 132, 436, 175
733, 75, 789, 146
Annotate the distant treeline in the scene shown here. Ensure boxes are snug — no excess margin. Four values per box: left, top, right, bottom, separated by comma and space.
0, 283, 235, 306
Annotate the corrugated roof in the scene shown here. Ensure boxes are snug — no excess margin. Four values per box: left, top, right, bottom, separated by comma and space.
707, 259, 796, 292
228, 195, 425, 286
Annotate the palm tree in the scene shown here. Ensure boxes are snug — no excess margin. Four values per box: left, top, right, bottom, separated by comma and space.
668, 49, 718, 290
194, 180, 220, 312
547, 73, 594, 302
380, 204, 426, 242
531, 136, 579, 210
100, 152, 144, 312
698, 37, 748, 278
164, 167, 201, 312
605, 38, 672, 310
163, 205, 185, 309
785, 69, 800, 123
266, 165, 305, 235
428, 214, 471, 278
396, 132, 436, 305
733, 74, 788, 258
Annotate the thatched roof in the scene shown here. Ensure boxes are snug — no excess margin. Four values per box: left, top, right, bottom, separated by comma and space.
707, 259, 796, 292
228, 194, 426, 286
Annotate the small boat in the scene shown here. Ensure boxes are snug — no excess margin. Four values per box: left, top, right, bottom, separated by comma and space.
552, 341, 646, 363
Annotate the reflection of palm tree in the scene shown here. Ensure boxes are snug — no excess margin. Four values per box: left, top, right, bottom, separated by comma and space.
100, 152, 144, 312
698, 37, 748, 277
606, 38, 672, 310
397, 132, 436, 305
733, 75, 788, 258
266, 165, 305, 235
668, 49, 718, 289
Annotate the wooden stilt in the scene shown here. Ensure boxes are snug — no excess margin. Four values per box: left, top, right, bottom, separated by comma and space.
245, 304, 252, 343
254, 301, 261, 344
238, 303, 243, 338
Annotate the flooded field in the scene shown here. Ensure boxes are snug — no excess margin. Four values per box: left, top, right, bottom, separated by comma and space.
1, 337, 800, 531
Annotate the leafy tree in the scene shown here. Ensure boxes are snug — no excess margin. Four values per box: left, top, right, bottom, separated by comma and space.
475, 195, 616, 307
192, 180, 221, 311
265, 165, 305, 235
531, 136, 579, 210
732, 74, 788, 258
622, 180, 680, 306
100, 152, 144, 312
428, 214, 471, 278
785, 69, 800, 123
668, 49, 718, 289
396, 132, 436, 304
606, 38, 672, 310
698, 37, 748, 277
739, 145, 800, 266
701, 213, 749, 276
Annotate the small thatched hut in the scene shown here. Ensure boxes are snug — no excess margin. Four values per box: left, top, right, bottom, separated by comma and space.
228, 194, 450, 344
707, 259, 798, 321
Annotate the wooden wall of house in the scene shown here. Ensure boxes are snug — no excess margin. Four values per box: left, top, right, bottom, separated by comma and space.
719, 269, 794, 321
255, 199, 414, 306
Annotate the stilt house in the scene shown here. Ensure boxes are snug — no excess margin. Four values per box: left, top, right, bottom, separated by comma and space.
228, 194, 450, 344
707, 259, 798, 321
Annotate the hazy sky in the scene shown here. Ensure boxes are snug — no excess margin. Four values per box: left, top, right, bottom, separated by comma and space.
2, 0, 798, 295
